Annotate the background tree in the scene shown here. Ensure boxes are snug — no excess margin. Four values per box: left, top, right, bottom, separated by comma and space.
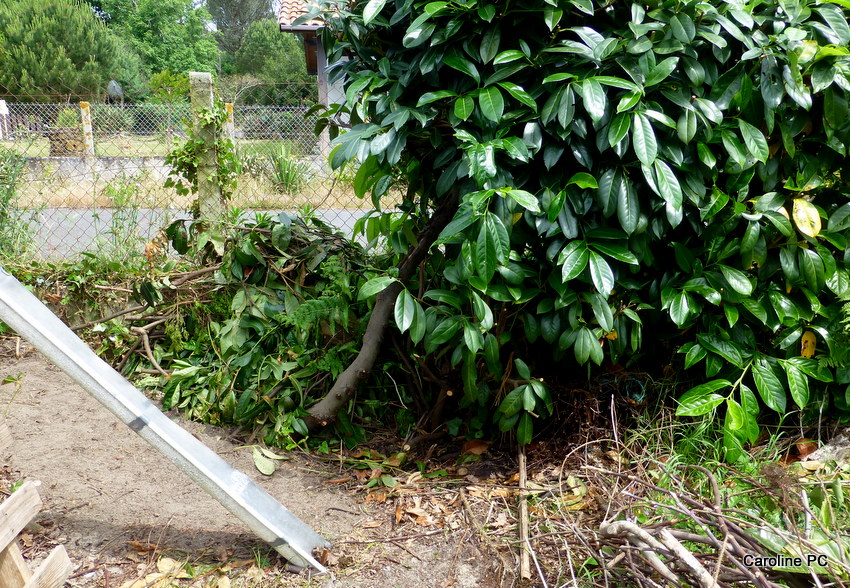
227, 18, 314, 104
93, 0, 219, 76
302, 0, 850, 457
207, 0, 273, 71
0, 0, 145, 101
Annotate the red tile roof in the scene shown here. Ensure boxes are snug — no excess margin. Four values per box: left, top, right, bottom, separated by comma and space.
279, 0, 324, 30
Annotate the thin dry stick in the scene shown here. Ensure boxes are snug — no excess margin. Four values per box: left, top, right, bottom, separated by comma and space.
71, 303, 147, 331
131, 327, 168, 377
518, 444, 531, 580
170, 264, 221, 286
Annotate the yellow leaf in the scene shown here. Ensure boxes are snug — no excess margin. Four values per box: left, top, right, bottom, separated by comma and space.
512, 212, 523, 224
801, 330, 817, 358
793, 199, 821, 238
157, 558, 183, 574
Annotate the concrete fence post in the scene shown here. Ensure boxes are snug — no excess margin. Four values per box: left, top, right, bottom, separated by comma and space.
224, 102, 235, 144
189, 72, 224, 222
79, 101, 95, 157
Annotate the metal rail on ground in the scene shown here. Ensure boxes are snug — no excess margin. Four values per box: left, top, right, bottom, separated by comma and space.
0, 264, 329, 573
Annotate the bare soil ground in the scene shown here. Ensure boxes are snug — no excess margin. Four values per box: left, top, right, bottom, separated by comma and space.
0, 346, 510, 587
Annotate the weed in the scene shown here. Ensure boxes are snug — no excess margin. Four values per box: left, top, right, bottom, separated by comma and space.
267, 145, 308, 194
0, 146, 34, 258
88, 175, 151, 270
55, 108, 79, 128
1, 372, 24, 418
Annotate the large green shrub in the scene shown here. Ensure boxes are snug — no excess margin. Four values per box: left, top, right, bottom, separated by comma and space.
304, 0, 850, 457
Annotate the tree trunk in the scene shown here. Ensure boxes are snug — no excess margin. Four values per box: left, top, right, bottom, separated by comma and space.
305, 191, 459, 428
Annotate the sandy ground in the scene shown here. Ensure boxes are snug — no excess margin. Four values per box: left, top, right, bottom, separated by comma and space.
0, 348, 506, 587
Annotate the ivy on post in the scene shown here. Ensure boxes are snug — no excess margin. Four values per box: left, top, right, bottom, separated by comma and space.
189, 72, 225, 223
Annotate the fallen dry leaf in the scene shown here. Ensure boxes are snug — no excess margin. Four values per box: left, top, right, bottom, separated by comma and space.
801, 460, 822, 471
323, 477, 352, 484
360, 519, 384, 528
385, 452, 407, 467
795, 439, 818, 458
365, 488, 389, 503
157, 557, 190, 577
127, 540, 158, 553
462, 440, 491, 455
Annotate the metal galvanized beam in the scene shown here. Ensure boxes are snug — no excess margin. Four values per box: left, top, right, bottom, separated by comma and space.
0, 265, 329, 572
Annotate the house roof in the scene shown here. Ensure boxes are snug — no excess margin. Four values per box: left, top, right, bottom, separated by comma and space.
279, 0, 324, 31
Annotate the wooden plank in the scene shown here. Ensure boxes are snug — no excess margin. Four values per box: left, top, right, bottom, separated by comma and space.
0, 541, 33, 587
0, 482, 42, 554
0, 420, 12, 452
24, 545, 73, 588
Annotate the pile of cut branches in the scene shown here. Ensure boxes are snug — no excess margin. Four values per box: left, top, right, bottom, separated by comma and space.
581, 464, 850, 588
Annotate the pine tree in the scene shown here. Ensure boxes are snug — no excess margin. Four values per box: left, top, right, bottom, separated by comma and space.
0, 0, 144, 101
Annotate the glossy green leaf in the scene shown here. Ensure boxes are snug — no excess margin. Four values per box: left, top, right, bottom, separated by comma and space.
684, 343, 707, 369
676, 380, 730, 416
671, 13, 696, 43
364, 0, 389, 24
608, 113, 631, 147
463, 321, 484, 353
719, 265, 754, 295
632, 113, 657, 166
498, 82, 537, 111
617, 90, 642, 112
726, 398, 745, 431
752, 358, 787, 413
358, 276, 397, 300
517, 412, 533, 445
480, 26, 501, 63
454, 95, 474, 121
588, 251, 615, 296
428, 317, 462, 347
504, 188, 540, 212
494, 50, 526, 64
444, 55, 480, 83
677, 109, 697, 144
590, 242, 639, 265
417, 90, 457, 106
589, 292, 614, 332
581, 78, 606, 123
669, 291, 692, 326
697, 334, 744, 368
738, 119, 769, 163
499, 387, 524, 416
540, 312, 561, 344
394, 289, 416, 333
567, 172, 598, 189
653, 159, 682, 210
410, 300, 426, 344
798, 248, 824, 291
784, 362, 810, 409
479, 86, 505, 122
575, 326, 599, 365
559, 241, 589, 282
645, 57, 679, 86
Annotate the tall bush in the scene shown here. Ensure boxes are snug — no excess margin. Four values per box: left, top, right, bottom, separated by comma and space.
302, 0, 850, 456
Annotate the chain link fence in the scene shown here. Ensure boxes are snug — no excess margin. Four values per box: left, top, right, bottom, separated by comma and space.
0, 82, 366, 260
